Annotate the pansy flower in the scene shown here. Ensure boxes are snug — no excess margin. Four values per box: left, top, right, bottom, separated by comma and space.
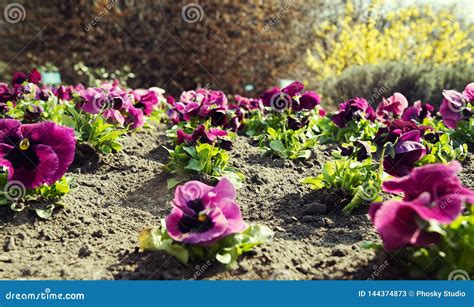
123, 106, 145, 130
401, 100, 434, 122
12, 72, 27, 85
78, 87, 107, 114
131, 89, 160, 116
261, 81, 320, 112
171, 88, 229, 124
287, 115, 309, 130
383, 130, 426, 177
23, 105, 44, 123
11, 69, 42, 85
331, 97, 375, 128
374, 119, 432, 145
0, 119, 76, 189
53, 85, 73, 101
165, 178, 246, 244
0, 83, 13, 103
463, 83, 474, 102
370, 161, 474, 250
176, 125, 232, 150
28, 69, 42, 84
439, 87, 472, 129
376, 92, 408, 124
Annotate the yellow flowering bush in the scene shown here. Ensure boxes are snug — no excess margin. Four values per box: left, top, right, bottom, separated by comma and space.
306, 1, 474, 81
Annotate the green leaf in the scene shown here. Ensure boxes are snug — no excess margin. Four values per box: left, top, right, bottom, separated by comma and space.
183, 146, 197, 158
301, 175, 324, 189
267, 127, 277, 139
269, 140, 285, 153
35, 205, 55, 219
167, 178, 183, 190
216, 253, 232, 264
185, 159, 204, 172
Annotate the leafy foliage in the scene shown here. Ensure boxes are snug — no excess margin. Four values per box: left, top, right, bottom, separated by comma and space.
165, 142, 244, 187
301, 156, 382, 214
139, 220, 273, 267
0, 175, 70, 219
62, 104, 125, 154
398, 206, 474, 279
313, 116, 379, 144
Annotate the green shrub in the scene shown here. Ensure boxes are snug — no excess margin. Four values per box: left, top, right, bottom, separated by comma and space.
317, 62, 474, 109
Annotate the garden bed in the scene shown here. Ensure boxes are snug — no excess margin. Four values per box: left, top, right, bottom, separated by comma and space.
1, 125, 472, 280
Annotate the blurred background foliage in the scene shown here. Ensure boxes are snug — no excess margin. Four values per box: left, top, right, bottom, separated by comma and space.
0, 0, 473, 105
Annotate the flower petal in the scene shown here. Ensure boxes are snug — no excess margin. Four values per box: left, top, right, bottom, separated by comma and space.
11, 144, 59, 189
21, 121, 76, 185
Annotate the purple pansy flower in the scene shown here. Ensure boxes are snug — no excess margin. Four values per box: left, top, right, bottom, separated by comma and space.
53, 85, 73, 101
374, 119, 432, 145
376, 92, 408, 124
370, 161, 474, 250
28, 69, 42, 85
401, 100, 434, 121
124, 106, 145, 130
439, 89, 469, 129
295, 91, 321, 111
0, 119, 76, 189
165, 178, 246, 245
176, 125, 231, 150
171, 88, 229, 124
383, 130, 426, 177
78, 87, 107, 114
463, 83, 474, 102
261, 81, 320, 112
234, 95, 263, 112
331, 97, 376, 128
131, 89, 159, 116
12, 72, 27, 85
0, 83, 13, 103
23, 105, 44, 123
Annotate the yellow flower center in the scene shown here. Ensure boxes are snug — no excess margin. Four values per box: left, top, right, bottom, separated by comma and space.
197, 214, 207, 222
19, 138, 30, 150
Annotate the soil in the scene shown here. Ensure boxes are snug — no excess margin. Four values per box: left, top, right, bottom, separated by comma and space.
0, 125, 472, 280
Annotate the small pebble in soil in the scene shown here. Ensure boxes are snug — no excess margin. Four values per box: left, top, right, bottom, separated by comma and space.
323, 217, 334, 228
274, 226, 286, 232
0, 255, 13, 263
3, 237, 16, 251
331, 247, 347, 257
92, 230, 104, 238
78, 245, 93, 258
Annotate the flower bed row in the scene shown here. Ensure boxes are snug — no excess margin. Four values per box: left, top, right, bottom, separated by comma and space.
1, 69, 473, 278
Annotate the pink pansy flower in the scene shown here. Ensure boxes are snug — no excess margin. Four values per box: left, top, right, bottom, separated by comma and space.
166, 178, 246, 245
376, 92, 409, 124
370, 161, 474, 251
0, 119, 76, 189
